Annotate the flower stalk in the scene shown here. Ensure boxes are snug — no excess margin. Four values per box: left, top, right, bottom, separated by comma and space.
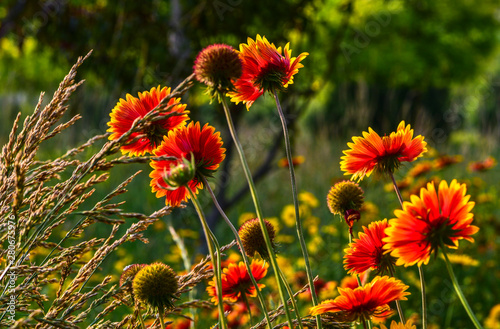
202, 176, 272, 328
220, 96, 295, 328
389, 171, 427, 329
187, 188, 228, 329
441, 243, 483, 329
273, 90, 322, 329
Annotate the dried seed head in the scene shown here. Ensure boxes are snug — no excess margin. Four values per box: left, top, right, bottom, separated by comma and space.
327, 181, 364, 216
194, 44, 242, 98
132, 262, 179, 310
238, 218, 276, 259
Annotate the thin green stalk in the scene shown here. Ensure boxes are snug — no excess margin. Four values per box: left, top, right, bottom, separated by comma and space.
158, 309, 166, 329
361, 317, 368, 329
273, 90, 322, 329
202, 176, 273, 328
277, 267, 304, 329
220, 97, 294, 328
241, 291, 254, 326
348, 230, 363, 288
187, 188, 228, 329
389, 171, 427, 329
441, 244, 483, 329
388, 266, 407, 323
166, 219, 195, 328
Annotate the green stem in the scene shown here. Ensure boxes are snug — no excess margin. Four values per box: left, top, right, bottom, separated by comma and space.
202, 176, 272, 328
277, 267, 304, 329
273, 90, 322, 329
158, 308, 166, 329
361, 317, 368, 329
187, 188, 228, 329
389, 171, 427, 329
441, 244, 483, 329
241, 291, 254, 327
166, 219, 195, 328
220, 97, 294, 328
388, 266, 406, 324
348, 229, 363, 288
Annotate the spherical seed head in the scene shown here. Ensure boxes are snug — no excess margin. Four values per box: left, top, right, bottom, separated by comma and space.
194, 44, 242, 97
327, 181, 364, 216
238, 218, 276, 259
132, 262, 179, 310
120, 264, 147, 290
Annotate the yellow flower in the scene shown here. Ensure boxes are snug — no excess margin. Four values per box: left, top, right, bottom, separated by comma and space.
299, 191, 320, 208
485, 304, 500, 329
439, 253, 479, 266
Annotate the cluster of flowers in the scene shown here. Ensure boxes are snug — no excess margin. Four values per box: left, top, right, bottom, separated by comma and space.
314, 121, 479, 328
107, 33, 483, 329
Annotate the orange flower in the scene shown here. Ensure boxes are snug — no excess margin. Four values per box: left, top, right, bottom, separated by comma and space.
468, 156, 496, 172
310, 276, 409, 323
344, 219, 396, 275
278, 155, 305, 168
340, 121, 427, 181
228, 35, 308, 109
407, 161, 433, 178
107, 86, 189, 156
207, 259, 268, 304
150, 122, 225, 207
383, 179, 479, 267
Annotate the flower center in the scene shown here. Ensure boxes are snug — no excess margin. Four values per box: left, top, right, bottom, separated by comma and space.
146, 124, 170, 148
424, 215, 461, 252
254, 61, 287, 92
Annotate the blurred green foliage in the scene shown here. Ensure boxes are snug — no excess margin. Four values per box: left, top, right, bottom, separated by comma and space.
1, 0, 499, 138
1, 1, 500, 328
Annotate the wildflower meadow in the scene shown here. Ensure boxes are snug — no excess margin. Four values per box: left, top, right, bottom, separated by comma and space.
1, 2, 499, 329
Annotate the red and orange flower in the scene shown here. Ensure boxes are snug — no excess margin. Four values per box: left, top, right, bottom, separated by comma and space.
383, 179, 479, 267
340, 121, 427, 182
207, 259, 268, 304
344, 219, 396, 275
228, 35, 308, 109
310, 276, 409, 323
150, 122, 225, 207
107, 86, 189, 156
468, 156, 496, 172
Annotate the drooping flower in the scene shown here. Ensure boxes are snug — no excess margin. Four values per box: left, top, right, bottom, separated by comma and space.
383, 179, 479, 267
150, 122, 225, 207
107, 86, 189, 156
228, 35, 308, 109
344, 219, 396, 275
310, 276, 409, 323
132, 262, 179, 310
207, 259, 268, 304
340, 121, 427, 182
193, 44, 242, 99
239, 218, 276, 259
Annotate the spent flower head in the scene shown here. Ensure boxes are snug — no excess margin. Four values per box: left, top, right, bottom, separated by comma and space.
132, 262, 179, 310
194, 44, 242, 100
239, 218, 276, 259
